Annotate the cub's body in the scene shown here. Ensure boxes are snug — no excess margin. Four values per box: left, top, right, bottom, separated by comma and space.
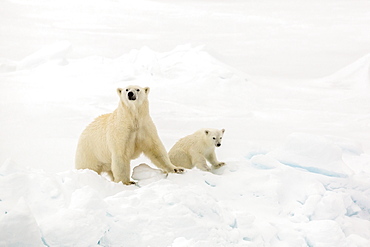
169, 128, 225, 172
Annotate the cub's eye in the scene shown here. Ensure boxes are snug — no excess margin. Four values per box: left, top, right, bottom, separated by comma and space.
126, 89, 129, 92
136, 89, 140, 92
220, 137, 222, 139
213, 137, 216, 140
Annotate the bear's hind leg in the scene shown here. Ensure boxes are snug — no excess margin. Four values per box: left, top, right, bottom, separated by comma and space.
75, 151, 105, 175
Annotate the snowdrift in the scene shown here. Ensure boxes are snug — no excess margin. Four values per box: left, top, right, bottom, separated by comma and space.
318, 53, 370, 92
1, 133, 370, 246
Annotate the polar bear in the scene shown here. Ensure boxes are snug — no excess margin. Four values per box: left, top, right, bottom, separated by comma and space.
168, 128, 225, 172
75, 85, 184, 185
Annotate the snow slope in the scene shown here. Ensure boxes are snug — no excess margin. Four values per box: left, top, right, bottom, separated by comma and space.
1, 0, 370, 246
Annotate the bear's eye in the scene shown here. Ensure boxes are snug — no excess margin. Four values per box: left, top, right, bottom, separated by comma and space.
213, 137, 216, 140
126, 89, 129, 92
136, 89, 140, 92
220, 137, 222, 139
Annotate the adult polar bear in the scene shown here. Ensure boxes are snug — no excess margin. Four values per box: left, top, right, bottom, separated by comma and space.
75, 85, 184, 185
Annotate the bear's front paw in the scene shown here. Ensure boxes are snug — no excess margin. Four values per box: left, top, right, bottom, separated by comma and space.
124, 181, 137, 185
213, 162, 226, 169
173, 167, 185, 174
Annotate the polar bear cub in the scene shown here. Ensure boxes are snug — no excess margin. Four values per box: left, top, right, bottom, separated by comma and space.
75, 85, 184, 185
169, 128, 225, 172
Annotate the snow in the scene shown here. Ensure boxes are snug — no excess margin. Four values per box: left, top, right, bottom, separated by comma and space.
1, 0, 370, 246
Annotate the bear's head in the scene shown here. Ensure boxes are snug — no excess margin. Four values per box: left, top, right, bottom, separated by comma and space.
117, 85, 150, 108
205, 128, 225, 148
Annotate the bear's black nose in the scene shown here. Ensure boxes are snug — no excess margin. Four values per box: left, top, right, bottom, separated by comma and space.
128, 91, 136, 100
216, 143, 221, 147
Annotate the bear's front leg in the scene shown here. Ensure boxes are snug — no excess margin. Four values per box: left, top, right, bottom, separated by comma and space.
206, 151, 225, 169
145, 150, 185, 174
143, 138, 185, 174
111, 155, 135, 185
212, 162, 226, 169
192, 155, 211, 172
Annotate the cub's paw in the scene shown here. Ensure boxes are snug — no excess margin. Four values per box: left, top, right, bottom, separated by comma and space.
173, 167, 185, 174
213, 162, 226, 169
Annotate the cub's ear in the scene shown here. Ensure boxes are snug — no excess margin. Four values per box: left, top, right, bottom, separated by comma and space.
117, 88, 123, 96
144, 87, 150, 94
205, 130, 209, 135
221, 129, 225, 134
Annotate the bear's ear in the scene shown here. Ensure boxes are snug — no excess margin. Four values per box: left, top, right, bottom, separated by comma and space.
221, 129, 225, 134
205, 130, 209, 135
144, 87, 150, 94
117, 88, 123, 96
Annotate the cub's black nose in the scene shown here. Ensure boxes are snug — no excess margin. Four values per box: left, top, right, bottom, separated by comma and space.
217, 143, 221, 147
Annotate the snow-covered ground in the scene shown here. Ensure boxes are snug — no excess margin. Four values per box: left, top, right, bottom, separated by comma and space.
1, 0, 370, 246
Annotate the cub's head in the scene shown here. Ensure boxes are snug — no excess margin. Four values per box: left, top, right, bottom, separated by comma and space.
117, 85, 150, 107
204, 128, 225, 148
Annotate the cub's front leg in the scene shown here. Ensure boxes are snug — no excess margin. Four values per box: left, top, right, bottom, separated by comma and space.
212, 162, 226, 169
206, 151, 225, 169
191, 153, 211, 172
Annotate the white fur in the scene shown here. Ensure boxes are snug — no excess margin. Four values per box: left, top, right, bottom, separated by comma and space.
169, 128, 225, 172
75, 85, 184, 185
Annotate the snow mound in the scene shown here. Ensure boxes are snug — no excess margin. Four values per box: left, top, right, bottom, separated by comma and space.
16, 41, 71, 71
131, 163, 168, 186
305, 220, 347, 246
0, 41, 71, 72
0, 198, 45, 247
1, 148, 370, 246
269, 133, 353, 177
320, 53, 370, 92
0, 162, 239, 246
123, 45, 244, 81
